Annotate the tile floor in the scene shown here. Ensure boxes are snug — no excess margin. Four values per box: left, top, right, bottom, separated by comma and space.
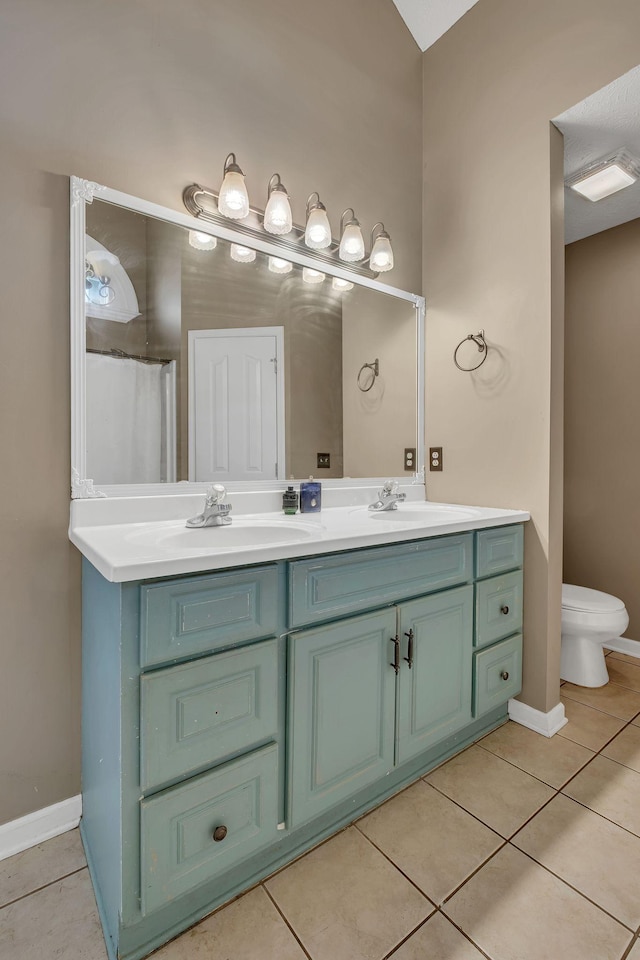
3, 650, 640, 960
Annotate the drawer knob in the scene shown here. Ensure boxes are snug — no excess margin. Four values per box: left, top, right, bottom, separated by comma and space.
212, 825, 228, 843
500, 605, 510, 615
500, 670, 510, 681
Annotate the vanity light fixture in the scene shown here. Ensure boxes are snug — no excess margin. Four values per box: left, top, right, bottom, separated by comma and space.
566, 150, 640, 202
332, 276, 354, 292
304, 193, 332, 249
268, 256, 293, 274
188, 230, 217, 251
230, 243, 256, 263
369, 222, 394, 273
303, 267, 325, 284
217, 153, 250, 219
263, 174, 293, 235
338, 209, 366, 262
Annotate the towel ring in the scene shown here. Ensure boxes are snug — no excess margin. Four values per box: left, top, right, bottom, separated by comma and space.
357, 358, 379, 392
453, 331, 488, 372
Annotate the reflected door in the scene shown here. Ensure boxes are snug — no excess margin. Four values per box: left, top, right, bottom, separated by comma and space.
189, 327, 284, 481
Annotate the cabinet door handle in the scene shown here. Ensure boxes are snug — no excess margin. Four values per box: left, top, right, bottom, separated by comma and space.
212, 825, 228, 842
500, 671, 510, 681
389, 636, 400, 675
404, 629, 414, 669
500, 605, 510, 615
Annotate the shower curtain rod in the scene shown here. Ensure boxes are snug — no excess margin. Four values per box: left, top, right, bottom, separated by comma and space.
87, 347, 173, 366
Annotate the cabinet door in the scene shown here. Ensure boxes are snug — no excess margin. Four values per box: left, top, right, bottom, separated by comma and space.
397, 586, 473, 764
288, 609, 397, 827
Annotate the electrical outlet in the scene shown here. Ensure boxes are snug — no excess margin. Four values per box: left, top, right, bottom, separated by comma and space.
404, 447, 416, 471
317, 452, 330, 469
429, 447, 443, 471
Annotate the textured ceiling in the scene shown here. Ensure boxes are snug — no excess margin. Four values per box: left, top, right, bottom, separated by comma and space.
391, 0, 480, 51
554, 65, 640, 244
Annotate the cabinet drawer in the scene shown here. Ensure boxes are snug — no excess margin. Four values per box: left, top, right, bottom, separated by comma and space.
475, 571, 523, 649
140, 744, 278, 915
140, 639, 278, 792
473, 633, 522, 717
289, 534, 472, 628
475, 525, 523, 579
140, 566, 278, 666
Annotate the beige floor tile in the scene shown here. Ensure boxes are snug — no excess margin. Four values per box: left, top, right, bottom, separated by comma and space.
563, 755, 640, 836
265, 827, 432, 960
0, 868, 107, 960
154, 886, 306, 960
559, 696, 626, 751
609, 650, 640, 665
602, 724, 640, 774
425, 745, 554, 838
389, 912, 486, 959
479, 720, 594, 787
607, 658, 640, 693
512, 793, 640, 929
561, 682, 640, 720
358, 780, 502, 904
0, 829, 86, 908
444, 845, 631, 960
626, 939, 640, 959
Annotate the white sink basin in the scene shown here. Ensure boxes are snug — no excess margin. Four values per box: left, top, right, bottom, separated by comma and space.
366, 504, 484, 523
125, 518, 317, 552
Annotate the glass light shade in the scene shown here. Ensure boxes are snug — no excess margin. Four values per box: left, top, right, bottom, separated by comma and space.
304, 207, 332, 249
188, 230, 217, 251
339, 222, 365, 262
303, 267, 325, 284
217, 170, 250, 219
263, 190, 293, 235
230, 243, 256, 263
332, 277, 354, 292
268, 256, 293, 274
570, 163, 636, 201
370, 235, 394, 272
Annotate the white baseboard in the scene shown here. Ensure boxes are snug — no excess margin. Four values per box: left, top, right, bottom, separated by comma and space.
508, 698, 568, 738
0, 795, 82, 862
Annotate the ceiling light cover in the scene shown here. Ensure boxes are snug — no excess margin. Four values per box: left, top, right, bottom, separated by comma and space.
566, 150, 639, 202
230, 243, 256, 263
370, 222, 394, 272
305, 193, 332, 249
217, 153, 250, 219
188, 230, 218, 251
263, 174, 293, 235
339, 209, 365, 262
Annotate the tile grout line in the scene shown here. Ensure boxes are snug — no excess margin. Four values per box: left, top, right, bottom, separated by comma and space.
431, 907, 496, 960
380, 914, 433, 960
261, 883, 315, 960
351, 820, 440, 906
0, 864, 88, 912
559, 688, 640, 722
474, 737, 598, 792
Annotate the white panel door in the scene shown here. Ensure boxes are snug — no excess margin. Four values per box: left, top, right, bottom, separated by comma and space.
189, 328, 284, 482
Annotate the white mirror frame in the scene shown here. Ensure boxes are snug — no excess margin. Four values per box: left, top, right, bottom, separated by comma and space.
70, 176, 425, 499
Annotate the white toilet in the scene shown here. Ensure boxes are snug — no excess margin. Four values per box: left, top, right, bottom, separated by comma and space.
561, 584, 629, 687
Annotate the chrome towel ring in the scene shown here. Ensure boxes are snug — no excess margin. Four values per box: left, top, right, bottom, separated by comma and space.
357, 358, 379, 392
454, 330, 488, 372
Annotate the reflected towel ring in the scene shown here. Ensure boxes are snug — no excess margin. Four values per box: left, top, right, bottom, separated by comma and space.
357, 358, 379, 392
453, 331, 488, 372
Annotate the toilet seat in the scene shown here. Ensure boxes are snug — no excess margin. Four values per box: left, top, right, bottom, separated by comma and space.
562, 584, 626, 615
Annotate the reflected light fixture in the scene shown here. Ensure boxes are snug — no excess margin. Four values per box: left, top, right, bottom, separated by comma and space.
566, 150, 639, 202
338, 208, 365, 262
263, 174, 293, 235
230, 243, 256, 263
217, 153, 250, 219
332, 276, 354, 292
188, 230, 217, 251
268, 256, 293, 274
369, 222, 394, 273
303, 267, 325, 284
304, 192, 332, 249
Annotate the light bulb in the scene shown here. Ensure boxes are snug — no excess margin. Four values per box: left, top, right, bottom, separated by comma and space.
268, 257, 293, 274
264, 175, 293, 235
230, 243, 256, 263
188, 230, 217, 251
305, 193, 332, 249
370, 235, 394, 272
339, 222, 365, 262
217, 153, 250, 220
303, 267, 325, 284
332, 277, 354, 292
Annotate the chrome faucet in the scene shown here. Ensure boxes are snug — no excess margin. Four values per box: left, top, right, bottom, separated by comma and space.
186, 484, 232, 527
368, 480, 407, 512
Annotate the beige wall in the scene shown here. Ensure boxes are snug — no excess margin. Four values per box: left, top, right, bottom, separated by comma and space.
565, 218, 640, 635
0, 0, 422, 824
422, 0, 640, 712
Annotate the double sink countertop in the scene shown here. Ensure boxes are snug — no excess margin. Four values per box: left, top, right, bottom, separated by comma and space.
69, 485, 530, 583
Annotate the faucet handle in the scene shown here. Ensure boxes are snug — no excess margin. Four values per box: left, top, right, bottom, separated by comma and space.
381, 479, 398, 496
206, 483, 227, 505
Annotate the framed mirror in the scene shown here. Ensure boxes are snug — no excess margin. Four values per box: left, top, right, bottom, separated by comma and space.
70, 177, 425, 498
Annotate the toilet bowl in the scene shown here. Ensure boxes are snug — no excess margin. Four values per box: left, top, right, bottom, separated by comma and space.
561, 584, 629, 687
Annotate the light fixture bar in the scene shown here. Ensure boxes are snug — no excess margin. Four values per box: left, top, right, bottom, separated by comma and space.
566, 150, 639, 202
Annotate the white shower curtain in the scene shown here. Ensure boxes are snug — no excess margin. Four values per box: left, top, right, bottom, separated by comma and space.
86, 353, 166, 484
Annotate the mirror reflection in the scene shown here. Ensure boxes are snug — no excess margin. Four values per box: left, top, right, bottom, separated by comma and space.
84, 199, 418, 484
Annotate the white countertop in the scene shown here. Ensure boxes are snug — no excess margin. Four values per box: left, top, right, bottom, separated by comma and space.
69, 489, 529, 583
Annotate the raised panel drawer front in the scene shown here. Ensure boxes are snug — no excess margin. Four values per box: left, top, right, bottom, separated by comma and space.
475, 571, 523, 649
140, 744, 278, 916
288, 609, 397, 827
140, 566, 278, 666
140, 639, 278, 792
288, 535, 472, 628
474, 633, 522, 717
475, 525, 523, 580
